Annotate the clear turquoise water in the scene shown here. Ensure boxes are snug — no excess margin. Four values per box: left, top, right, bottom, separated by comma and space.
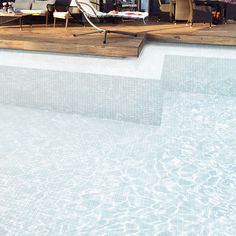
0, 89, 236, 235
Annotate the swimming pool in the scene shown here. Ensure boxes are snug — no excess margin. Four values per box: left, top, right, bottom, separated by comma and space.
0, 43, 236, 235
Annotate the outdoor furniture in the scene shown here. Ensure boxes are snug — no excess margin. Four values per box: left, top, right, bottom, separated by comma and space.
115, 0, 138, 11
189, 0, 212, 26
173, 0, 212, 26
225, 0, 236, 21
73, 0, 148, 43
13, 0, 56, 26
157, 0, 175, 21
195, 0, 226, 24
174, 0, 191, 21
74, 0, 148, 23
53, 0, 71, 28
0, 12, 32, 30
13, 0, 34, 11
53, 0, 83, 29
1, 2, 14, 13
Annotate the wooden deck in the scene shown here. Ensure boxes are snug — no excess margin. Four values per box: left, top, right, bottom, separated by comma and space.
0, 20, 235, 57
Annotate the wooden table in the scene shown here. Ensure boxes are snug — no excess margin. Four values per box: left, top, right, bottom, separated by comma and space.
0, 13, 32, 30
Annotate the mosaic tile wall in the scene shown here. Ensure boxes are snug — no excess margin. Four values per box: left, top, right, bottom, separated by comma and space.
0, 66, 163, 126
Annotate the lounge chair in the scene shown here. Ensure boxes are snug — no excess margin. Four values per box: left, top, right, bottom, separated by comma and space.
73, 0, 148, 43
13, 0, 56, 26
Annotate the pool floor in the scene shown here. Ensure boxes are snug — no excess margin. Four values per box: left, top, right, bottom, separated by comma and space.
0, 90, 236, 235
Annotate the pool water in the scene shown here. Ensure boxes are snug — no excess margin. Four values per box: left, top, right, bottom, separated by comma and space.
0, 44, 236, 235
1, 91, 236, 235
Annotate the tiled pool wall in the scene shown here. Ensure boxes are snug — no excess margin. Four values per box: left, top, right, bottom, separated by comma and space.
0, 43, 236, 126
162, 55, 236, 96
0, 66, 163, 125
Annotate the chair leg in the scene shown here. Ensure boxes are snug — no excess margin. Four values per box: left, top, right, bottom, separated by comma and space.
186, 18, 191, 26
46, 13, 48, 27
103, 30, 108, 44
65, 17, 69, 30
53, 17, 56, 27
73, 13, 137, 44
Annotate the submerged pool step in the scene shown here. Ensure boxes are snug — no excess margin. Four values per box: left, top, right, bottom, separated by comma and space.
161, 55, 236, 96
0, 65, 163, 126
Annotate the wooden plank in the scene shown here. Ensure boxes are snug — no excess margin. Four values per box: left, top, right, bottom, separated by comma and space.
146, 23, 236, 46
0, 21, 235, 57
0, 26, 145, 57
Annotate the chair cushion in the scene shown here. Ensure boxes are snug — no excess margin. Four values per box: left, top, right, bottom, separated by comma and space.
20, 9, 47, 14
108, 10, 148, 19
31, 0, 56, 10
47, 0, 57, 4
13, 0, 33, 10
70, 0, 78, 7
32, 1, 49, 10
53, 11, 69, 18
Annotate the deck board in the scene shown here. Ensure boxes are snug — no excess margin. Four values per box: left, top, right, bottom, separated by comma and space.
0, 21, 235, 57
